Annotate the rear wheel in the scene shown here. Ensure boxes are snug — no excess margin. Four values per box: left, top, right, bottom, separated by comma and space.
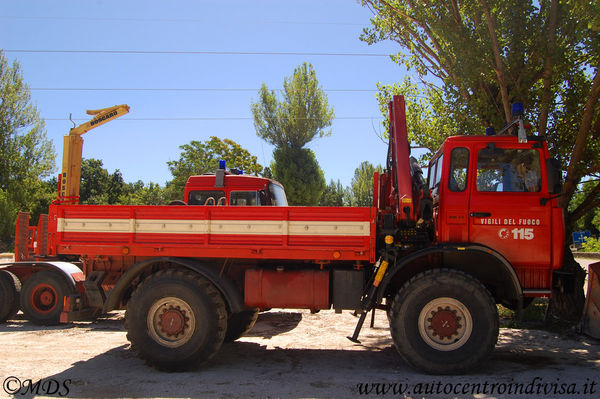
0, 271, 21, 322
224, 308, 259, 342
20, 271, 74, 325
125, 269, 227, 371
389, 269, 498, 375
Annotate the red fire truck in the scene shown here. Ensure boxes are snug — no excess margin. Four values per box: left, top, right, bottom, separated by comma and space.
0, 96, 572, 374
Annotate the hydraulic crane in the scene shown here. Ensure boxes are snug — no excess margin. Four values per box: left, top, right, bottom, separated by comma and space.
57, 104, 130, 204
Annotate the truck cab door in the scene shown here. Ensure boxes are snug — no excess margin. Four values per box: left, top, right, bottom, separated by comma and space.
468, 144, 553, 290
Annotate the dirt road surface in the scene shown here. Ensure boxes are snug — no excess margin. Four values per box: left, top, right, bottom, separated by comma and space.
0, 259, 598, 399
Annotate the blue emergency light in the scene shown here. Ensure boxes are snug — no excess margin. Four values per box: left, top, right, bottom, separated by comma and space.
512, 102, 524, 117
218, 160, 226, 170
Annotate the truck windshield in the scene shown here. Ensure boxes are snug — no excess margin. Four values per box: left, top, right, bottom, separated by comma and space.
269, 183, 288, 206
477, 149, 541, 192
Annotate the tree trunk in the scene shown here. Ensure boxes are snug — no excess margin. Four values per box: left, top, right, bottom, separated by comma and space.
550, 245, 587, 323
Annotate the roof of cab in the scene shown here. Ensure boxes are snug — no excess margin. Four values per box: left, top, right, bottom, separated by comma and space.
185, 174, 276, 190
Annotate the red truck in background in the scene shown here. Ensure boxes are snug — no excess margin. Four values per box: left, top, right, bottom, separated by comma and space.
0, 96, 579, 375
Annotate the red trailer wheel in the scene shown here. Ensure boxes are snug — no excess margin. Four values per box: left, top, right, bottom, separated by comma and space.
0, 270, 21, 322
30, 283, 58, 314
20, 271, 75, 325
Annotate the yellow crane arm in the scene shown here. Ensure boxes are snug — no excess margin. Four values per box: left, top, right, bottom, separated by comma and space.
59, 104, 130, 203
69, 104, 130, 136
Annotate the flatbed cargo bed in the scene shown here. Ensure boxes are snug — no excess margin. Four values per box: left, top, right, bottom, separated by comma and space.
50, 204, 376, 262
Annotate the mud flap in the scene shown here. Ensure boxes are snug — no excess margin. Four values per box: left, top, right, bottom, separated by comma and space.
579, 262, 600, 339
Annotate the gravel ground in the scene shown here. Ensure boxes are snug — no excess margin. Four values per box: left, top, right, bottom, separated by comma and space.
0, 259, 598, 399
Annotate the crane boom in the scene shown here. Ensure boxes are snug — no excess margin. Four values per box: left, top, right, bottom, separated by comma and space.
58, 104, 129, 204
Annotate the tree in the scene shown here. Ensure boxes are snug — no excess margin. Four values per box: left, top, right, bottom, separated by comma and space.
271, 146, 325, 206
251, 63, 334, 205
251, 62, 335, 149
569, 180, 600, 237
374, 77, 472, 160
361, 0, 600, 321
79, 158, 126, 205
0, 51, 55, 248
165, 136, 263, 200
320, 179, 349, 206
349, 161, 383, 207
120, 181, 167, 206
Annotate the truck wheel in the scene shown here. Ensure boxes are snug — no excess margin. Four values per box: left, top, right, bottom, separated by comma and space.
0, 271, 21, 322
125, 269, 227, 371
20, 270, 74, 325
389, 269, 498, 375
224, 308, 259, 342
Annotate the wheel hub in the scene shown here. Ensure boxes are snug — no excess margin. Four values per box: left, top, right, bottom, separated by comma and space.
428, 307, 462, 339
39, 290, 55, 307
147, 297, 196, 348
30, 283, 58, 313
159, 307, 188, 337
418, 297, 473, 351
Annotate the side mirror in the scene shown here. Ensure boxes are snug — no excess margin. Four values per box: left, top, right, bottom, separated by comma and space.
546, 158, 562, 195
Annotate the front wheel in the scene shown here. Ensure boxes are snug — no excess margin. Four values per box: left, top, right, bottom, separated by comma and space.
389, 269, 498, 375
125, 269, 227, 371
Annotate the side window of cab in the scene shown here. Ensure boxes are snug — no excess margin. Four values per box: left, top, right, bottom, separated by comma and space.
428, 154, 444, 202
230, 191, 259, 206
449, 147, 469, 192
188, 190, 226, 205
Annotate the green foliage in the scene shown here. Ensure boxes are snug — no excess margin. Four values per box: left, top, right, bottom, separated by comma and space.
0, 189, 18, 249
80, 159, 126, 205
271, 147, 325, 206
165, 136, 263, 201
28, 177, 57, 224
498, 299, 551, 329
319, 179, 348, 206
375, 78, 480, 158
581, 236, 600, 252
349, 161, 383, 207
361, 0, 600, 228
568, 180, 600, 236
251, 62, 335, 149
120, 181, 167, 206
81, 159, 167, 206
0, 51, 56, 247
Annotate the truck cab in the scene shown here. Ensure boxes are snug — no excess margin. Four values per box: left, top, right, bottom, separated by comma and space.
183, 164, 287, 207
427, 134, 565, 296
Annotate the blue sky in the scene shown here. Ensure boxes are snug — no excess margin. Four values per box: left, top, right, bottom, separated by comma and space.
1, 0, 410, 188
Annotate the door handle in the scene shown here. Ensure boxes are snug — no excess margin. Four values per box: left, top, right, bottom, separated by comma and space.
469, 212, 491, 218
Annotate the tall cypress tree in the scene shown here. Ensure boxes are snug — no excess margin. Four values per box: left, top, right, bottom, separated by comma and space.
251, 63, 334, 205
